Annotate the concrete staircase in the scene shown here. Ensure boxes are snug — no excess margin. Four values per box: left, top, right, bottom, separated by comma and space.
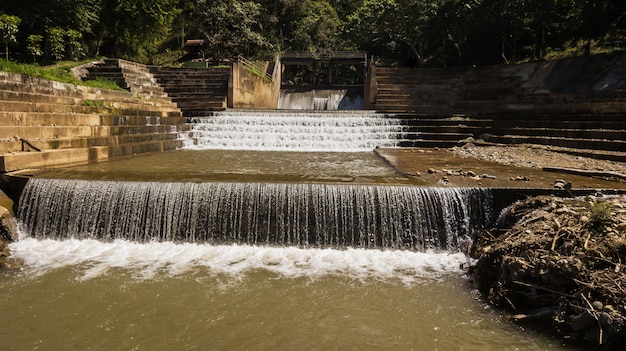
373, 55, 626, 159
84, 59, 167, 98
149, 67, 230, 117
0, 71, 188, 172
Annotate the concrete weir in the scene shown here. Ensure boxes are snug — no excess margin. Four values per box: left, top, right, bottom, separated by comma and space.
2, 53, 626, 219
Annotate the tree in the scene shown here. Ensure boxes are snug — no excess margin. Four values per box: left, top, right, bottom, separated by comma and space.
346, 0, 436, 65
47, 27, 66, 61
0, 14, 21, 61
66, 29, 83, 60
198, 0, 272, 61
95, 0, 180, 63
25, 34, 43, 62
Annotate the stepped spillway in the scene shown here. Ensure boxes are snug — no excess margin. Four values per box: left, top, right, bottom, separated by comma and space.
184, 110, 406, 152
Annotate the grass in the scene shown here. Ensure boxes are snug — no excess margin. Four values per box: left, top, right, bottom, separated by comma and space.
0, 59, 126, 91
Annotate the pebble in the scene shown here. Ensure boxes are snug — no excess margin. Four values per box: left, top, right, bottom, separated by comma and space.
599, 312, 613, 327
592, 301, 604, 311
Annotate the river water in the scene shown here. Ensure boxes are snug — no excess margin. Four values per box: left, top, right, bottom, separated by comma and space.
1, 111, 586, 350
2, 240, 580, 351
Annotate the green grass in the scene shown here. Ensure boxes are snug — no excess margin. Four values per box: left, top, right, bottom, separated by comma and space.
0, 59, 126, 91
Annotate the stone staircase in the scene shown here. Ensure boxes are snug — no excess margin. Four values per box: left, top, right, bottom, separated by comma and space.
149, 66, 230, 117
0, 71, 188, 172
373, 55, 626, 159
84, 59, 167, 98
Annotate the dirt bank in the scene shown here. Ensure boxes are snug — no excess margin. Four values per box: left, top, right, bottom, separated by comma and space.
470, 194, 626, 349
451, 143, 626, 178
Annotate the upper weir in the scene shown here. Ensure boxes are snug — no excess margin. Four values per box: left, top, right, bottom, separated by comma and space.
1, 53, 625, 209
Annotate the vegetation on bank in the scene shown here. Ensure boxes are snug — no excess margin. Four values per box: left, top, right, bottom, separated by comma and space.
0, 1, 624, 67
0, 60, 125, 91
471, 195, 626, 349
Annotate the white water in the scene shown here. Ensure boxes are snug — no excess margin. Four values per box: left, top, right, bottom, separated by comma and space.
18, 179, 492, 250
9, 238, 470, 283
277, 89, 364, 110
183, 110, 404, 151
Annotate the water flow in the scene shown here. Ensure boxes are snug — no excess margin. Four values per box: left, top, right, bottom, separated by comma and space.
18, 179, 492, 251
185, 110, 405, 151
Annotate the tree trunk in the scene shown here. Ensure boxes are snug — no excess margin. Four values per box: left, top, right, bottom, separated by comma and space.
407, 44, 425, 67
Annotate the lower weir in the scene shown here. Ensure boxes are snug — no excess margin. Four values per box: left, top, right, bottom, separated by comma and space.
18, 178, 492, 251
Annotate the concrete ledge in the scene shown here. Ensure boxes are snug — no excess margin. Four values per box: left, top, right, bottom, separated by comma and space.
0, 149, 91, 172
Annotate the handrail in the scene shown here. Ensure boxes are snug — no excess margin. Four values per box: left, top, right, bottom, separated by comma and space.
280, 51, 367, 60
21, 138, 41, 152
238, 55, 273, 82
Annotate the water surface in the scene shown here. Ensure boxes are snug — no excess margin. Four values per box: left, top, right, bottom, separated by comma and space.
1, 240, 579, 351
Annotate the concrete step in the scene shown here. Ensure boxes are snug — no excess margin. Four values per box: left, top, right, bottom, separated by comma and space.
0, 89, 83, 105
482, 135, 626, 152
173, 101, 226, 109
0, 111, 102, 126
0, 99, 182, 116
159, 84, 227, 92
0, 136, 185, 172
173, 96, 226, 102
397, 139, 465, 148
0, 128, 188, 153
403, 132, 474, 141
156, 79, 228, 87
0, 124, 189, 142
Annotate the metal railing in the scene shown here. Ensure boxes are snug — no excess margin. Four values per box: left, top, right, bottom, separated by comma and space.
238, 55, 273, 82
280, 51, 367, 61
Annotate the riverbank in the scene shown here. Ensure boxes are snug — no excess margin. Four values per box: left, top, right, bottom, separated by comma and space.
470, 194, 626, 349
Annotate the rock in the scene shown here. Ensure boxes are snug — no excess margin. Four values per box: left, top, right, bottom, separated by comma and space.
467, 170, 476, 177
427, 168, 437, 174
0, 206, 18, 242
572, 311, 596, 331
592, 301, 604, 311
599, 312, 613, 327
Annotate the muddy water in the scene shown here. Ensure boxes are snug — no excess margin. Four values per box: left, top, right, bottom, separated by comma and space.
4, 148, 603, 350
2, 240, 582, 351
34, 149, 408, 184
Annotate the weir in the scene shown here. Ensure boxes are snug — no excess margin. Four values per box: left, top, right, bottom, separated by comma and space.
18, 178, 492, 250
186, 110, 405, 151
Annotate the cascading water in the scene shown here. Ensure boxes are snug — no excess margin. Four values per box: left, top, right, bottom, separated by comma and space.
184, 110, 405, 152
18, 178, 492, 251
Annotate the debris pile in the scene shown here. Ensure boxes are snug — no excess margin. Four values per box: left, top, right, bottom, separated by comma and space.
470, 195, 626, 349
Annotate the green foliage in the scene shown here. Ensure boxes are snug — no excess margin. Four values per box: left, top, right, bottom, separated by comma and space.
47, 27, 66, 61
198, 0, 273, 61
25, 35, 43, 61
82, 99, 104, 107
66, 29, 84, 61
0, 60, 125, 91
1, 0, 624, 66
96, 0, 180, 63
588, 202, 613, 233
0, 14, 21, 61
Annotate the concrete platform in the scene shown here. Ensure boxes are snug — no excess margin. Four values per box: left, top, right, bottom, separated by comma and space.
375, 148, 626, 190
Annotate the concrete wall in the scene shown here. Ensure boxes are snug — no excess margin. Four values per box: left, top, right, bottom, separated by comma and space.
229, 58, 281, 109
0, 71, 187, 173
364, 63, 377, 110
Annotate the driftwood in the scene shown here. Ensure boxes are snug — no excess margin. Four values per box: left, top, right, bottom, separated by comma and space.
470, 195, 626, 349
543, 166, 626, 181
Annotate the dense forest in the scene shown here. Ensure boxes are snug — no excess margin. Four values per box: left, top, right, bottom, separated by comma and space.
1, 0, 624, 67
